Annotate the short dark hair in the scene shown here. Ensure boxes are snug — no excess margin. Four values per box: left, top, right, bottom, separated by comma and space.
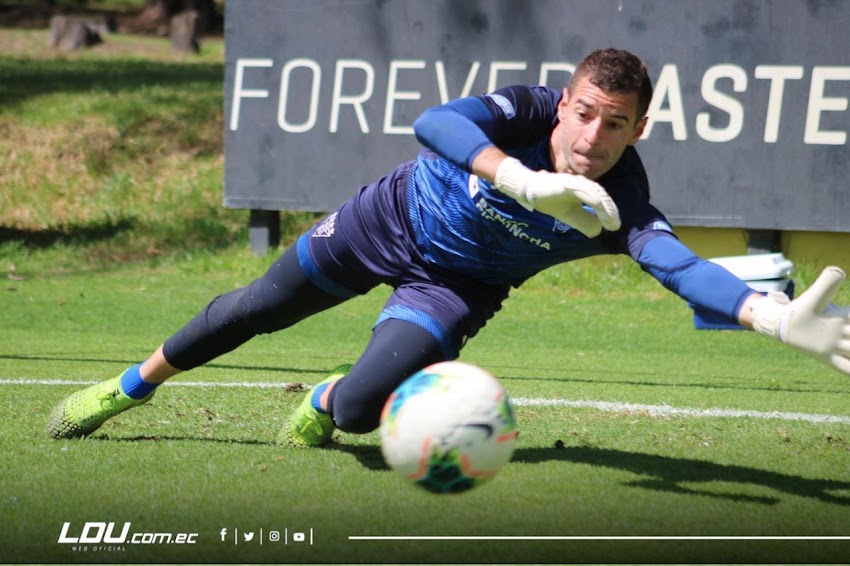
570, 48, 653, 121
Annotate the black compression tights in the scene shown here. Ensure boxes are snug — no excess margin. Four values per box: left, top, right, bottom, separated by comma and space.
162, 244, 348, 370
328, 318, 446, 433
161, 244, 447, 434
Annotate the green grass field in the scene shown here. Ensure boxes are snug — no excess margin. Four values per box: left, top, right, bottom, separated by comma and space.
2, 22, 850, 565
3, 257, 850, 564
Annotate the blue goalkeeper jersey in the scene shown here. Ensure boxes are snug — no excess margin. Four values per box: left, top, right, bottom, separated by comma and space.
403, 84, 754, 321
407, 85, 666, 287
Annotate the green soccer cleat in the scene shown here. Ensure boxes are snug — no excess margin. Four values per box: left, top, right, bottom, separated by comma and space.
278, 364, 352, 448
46, 373, 155, 439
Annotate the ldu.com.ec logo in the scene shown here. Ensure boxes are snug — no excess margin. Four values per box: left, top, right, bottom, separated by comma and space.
58, 522, 198, 548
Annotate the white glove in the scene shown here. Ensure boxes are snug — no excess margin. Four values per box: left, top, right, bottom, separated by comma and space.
494, 157, 621, 238
752, 266, 850, 375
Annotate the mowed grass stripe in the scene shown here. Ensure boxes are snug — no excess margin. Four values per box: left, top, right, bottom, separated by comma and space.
5, 377, 850, 425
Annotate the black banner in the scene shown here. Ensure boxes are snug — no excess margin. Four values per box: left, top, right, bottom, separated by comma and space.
224, 0, 850, 231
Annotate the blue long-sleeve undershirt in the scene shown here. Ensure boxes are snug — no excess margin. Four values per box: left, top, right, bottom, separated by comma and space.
412, 98, 496, 171
638, 236, 755, 322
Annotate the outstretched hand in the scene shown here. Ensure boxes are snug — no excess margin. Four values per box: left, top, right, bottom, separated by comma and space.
752, 266, 850, 375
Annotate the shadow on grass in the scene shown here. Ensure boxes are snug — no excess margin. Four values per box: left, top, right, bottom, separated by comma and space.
513, 445, 850, 506
68, 419, 850, 506
102, 434, 273, 445
335, 442, 850, 506
89, 433, 391, 472
0, 56, 223, 110
0, 219, 133, 248
327, 442, 388, 471
91, 435, 850, 508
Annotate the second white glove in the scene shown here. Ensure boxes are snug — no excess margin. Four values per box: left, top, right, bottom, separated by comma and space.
751, 266, 850, 375
494, 157, 621, 238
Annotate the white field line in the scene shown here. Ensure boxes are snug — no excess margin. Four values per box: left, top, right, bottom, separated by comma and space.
0, 378, 294, 389
4, 377, 850, 425
511, 397, 850, 425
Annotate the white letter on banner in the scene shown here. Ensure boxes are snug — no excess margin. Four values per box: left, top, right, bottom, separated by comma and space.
538, 62, 575, 88
384, 60, 425, 135
805, 66, 850, 145
435, 61, 481, 103
487, 61, 527, 92
278, 58, 321, 133
642, 64, 687, 140
696, 64, 747, 142
230, 58, 273, 131
329, 60, 375, 133
754, 65, 804, 143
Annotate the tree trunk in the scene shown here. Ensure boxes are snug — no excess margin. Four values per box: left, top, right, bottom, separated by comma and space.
170, 10, 200, 54
48, 14, 107, 50
133, 0, 216, 36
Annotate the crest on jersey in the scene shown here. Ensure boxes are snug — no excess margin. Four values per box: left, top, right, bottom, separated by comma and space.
313, 212, 338, 238
552, 219, 571, 234
468, 174, 481, 198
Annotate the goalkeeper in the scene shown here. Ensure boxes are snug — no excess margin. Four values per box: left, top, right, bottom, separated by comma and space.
47, 49, 850, 444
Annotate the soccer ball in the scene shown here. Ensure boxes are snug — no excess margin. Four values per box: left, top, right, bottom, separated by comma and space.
379, 361, 518, 494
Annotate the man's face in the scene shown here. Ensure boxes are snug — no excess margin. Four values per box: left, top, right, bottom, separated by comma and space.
550, 76, 647, 180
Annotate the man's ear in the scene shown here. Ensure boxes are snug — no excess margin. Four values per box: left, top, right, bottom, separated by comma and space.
558, 87, 570, 120
629, 116, 648, 145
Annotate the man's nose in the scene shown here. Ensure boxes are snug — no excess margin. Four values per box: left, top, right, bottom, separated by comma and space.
584, 118, 603, 144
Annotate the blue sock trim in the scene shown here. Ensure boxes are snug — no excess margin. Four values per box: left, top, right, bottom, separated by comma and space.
311, 382, 330, 414
119, 363, 159, 400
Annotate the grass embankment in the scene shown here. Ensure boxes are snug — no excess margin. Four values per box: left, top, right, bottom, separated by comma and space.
0, 27, 319, 279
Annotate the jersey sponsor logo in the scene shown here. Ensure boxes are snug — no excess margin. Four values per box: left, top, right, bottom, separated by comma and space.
475, 198, 551, 250
313, 212, 337, 238
485, 93, 516, 119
